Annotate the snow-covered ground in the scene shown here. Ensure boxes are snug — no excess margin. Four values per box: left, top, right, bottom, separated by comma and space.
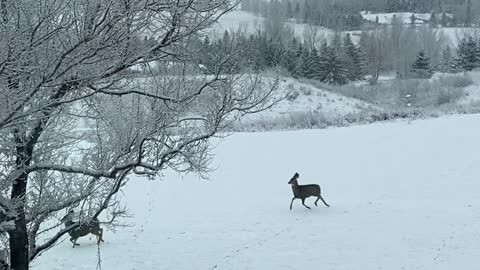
212, 10, 333, 41
361, 11, 432, 24
238, 77, 380, 124
33, 113, 480, 270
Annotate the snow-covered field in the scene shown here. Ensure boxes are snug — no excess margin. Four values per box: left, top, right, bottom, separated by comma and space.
212, 10, 333, 41
33, 113, 480, 270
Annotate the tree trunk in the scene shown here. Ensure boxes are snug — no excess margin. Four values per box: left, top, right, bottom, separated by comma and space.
9, 131, 31, 270
9, 216, 29, 270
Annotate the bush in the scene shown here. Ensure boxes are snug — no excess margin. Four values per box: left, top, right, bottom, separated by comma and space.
436, 87, 465, 106
436, 74, 474, 88
286, 91, 299, 101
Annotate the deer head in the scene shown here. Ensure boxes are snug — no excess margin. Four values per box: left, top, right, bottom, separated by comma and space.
60, 209, 75, 223
288, 172, 299, 185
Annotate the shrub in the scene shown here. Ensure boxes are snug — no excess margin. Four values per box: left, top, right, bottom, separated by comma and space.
436, 74, 474, 88
286, 91, 299, 101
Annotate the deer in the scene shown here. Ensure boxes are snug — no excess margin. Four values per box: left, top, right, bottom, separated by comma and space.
60, 210, 104, 247
288, 172, 330, 210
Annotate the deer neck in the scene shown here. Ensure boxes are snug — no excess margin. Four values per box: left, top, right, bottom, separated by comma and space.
291, 184, 301, 196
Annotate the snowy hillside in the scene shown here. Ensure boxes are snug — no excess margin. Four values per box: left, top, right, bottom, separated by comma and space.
33, 113, 480, 270
235, 77, 380, 129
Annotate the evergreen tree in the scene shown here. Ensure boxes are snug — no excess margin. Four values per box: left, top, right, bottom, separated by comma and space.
318, 43, 347, 84
241, 0, 251, 12
303, 0, 311, 23
456, 36, 477, 71
293, 43, 306, 78
441, 12, 448, 27
294, 1, 300, 18
304, 47, 319, 79
410, 13, 416, 28
411, 50, 433, 78
429, 12, 437, 27
281, 37, 298, 74
475, 39, 480, 68
440, 46, 458, 73
343, 33, 364, 81
465, 0, 472, 27
387, 0, 400, 13
286, 1, 293, 18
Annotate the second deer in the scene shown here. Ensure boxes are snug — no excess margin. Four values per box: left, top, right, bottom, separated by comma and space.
288, 172, 330, 210
60, 210, 104, 247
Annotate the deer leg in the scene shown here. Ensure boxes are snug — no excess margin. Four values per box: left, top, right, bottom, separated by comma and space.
70, 238, 79, 248
301, 198, 311, 210
315, 196, 320, 206
290, 197, 296, 210
319, 195, 330, 207
98, 228, 104, 243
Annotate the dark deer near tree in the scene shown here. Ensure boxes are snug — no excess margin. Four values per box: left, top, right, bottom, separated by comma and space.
60, 210, 104, 247
288, 172, 330, 210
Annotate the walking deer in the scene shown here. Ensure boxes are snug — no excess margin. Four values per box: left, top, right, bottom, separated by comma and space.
60, 210, 104, 247
288, 172, 330, 210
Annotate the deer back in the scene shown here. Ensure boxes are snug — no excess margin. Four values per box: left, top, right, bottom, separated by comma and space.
64, 218, 100, 238
293, 184, 321, 198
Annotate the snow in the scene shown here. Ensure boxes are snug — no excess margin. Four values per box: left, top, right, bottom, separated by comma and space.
361, 11, 432, 25
238, 77, 379, 124
211, 10, 334, 42
33, 113, 480, 270
212, 10, 264, 35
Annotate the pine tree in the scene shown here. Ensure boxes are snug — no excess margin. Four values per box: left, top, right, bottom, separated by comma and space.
456, 36, 477, 71
241, 0, 251, 12
304, 47, 319, 79
294, 1, 300, 18
343, 33, 364, 81
387, 0, 399, 13
465, 0, 472, 27
293, 43, 306, 78
440, 46, 458, 73
429, 12, 437, 27
286, 1, 293, 18
281, 37, 298, 74
411, 50, 433, 78
318, 43, 347, 85
303, 0, 311, 23
410, 13, 416, 28
441, 12, 448, 27
475, 39, 480, 69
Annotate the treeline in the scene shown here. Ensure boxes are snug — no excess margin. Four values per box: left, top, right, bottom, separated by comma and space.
241, 0, 480, 28
197, 31, 363, 85
196, 24, 479, 85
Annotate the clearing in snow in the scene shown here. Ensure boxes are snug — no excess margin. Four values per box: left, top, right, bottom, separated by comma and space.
34, 114, 480, 270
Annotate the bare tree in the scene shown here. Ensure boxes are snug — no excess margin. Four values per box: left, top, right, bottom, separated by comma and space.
303, 24, 328, 50
0, 1, 279, 269
360, 27, 389, 84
